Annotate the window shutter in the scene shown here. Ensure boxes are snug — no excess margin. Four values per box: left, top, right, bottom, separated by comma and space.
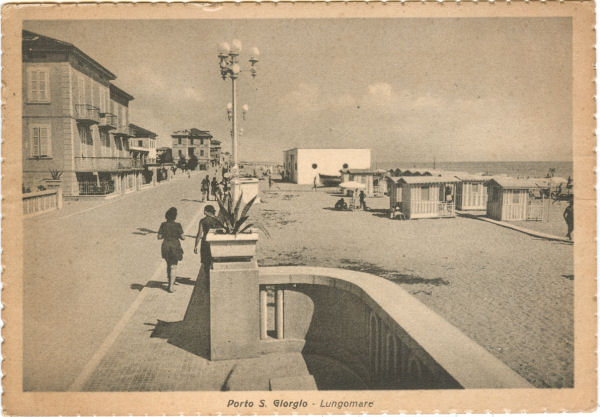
40, 71, 49, 102
30, 127, 40, 157
30, 71, 39, 102
39, 127, 51, 157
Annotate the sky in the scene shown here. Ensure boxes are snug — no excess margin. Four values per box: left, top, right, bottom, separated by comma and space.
25, 18, 572, 164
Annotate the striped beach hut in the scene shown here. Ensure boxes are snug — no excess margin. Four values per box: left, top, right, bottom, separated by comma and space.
486, 177, 543, 221
455, 174, 489, 210
388, 176, 459, 219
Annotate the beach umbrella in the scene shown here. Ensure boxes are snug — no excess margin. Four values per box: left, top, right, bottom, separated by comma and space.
339, 181, 366, 189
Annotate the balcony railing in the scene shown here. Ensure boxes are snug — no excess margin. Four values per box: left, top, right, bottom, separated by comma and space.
74, 104, 100, 125
99, 113, 117, 130
75, 157, 144, 171
78, 179, 115, 196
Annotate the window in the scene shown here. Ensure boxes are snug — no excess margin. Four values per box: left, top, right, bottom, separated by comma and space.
100, 131, 110, 156
472, 183, 480, 193
138, 140, 143, 147
512, 191, 520, 204
421, 186, 430, 201
178, 138, 182, 145
190, 139, 194, 145
295, 162, 297, 170
200, 150, 204, 157
28, 125, 52, 158
28, 68, 50, 103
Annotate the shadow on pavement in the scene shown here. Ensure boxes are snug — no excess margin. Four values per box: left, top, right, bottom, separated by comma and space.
175, 277, 195, 286
130, 280, 166, 292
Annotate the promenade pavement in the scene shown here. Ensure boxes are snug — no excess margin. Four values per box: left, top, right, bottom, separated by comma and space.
23, 168, 220, 391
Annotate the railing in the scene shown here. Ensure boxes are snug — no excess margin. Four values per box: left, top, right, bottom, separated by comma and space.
75, 157, 143, 171
78, 179, 115, 196
527, 203, 543, 221
99, 113, 117, 130
74, 104, 100, 124
411, 201, 455, 217
438, 202, 455, 217
258, 266, 532, 390
23, 189, 62, 217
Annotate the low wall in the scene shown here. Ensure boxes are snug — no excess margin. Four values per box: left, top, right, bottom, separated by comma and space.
259, 266, 531, 390
23, 189, 62, 217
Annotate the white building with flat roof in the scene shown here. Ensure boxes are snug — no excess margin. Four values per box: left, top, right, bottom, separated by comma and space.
283, 148, 371, 184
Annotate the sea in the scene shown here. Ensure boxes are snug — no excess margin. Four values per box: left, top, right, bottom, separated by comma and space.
374, 161, 573, 180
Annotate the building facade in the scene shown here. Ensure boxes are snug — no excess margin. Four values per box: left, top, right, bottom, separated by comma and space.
210, 139, 222, 167
22, 30, 142, 197
283, 148, 371, 185
171, 128, 212, 171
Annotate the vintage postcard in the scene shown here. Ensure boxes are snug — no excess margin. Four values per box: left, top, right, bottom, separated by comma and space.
1, 1, 596, 415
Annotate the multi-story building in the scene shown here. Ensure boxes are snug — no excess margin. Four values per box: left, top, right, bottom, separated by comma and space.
128, 123, 158, 165
171, 128, 212, 171
22, 30, 142, 197
210, 139, 222, 167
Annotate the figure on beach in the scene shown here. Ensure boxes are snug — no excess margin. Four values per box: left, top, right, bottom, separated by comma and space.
194, 205, 221, 273
359, 190, 367, 210
334, 198, 348, 210
157, 207, 184, 293
201, 175, 210, 202
563, 200, 574, 240
268, 174, 272, 189
313, 176, 317, 191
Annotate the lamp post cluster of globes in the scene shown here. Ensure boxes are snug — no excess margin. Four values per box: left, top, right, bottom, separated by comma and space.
218, 39, 259, 179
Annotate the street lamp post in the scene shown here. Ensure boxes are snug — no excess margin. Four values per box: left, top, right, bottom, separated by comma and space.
218, 40, 259, 182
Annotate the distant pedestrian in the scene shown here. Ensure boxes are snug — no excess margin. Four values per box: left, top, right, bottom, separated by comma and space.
157, 207, 184, 293
268, 174, 272, 189
201, 175, 210, 201
211, 177, 218, 200
563, 200, 574, 239
313, 176, 317, 191
359, 190, 366, 210
194, 205, 221, 273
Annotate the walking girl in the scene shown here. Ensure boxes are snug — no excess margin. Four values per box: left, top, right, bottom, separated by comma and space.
157, 207, 184, 293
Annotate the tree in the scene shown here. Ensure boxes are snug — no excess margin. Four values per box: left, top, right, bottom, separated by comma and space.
187, 154, 199, 171
177, 156, 187, 171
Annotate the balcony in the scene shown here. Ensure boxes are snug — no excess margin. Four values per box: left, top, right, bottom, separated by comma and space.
113, 126, 130, 137
99, 113, 117, 130
74, 104, 100, 125
75, 157, 144, 172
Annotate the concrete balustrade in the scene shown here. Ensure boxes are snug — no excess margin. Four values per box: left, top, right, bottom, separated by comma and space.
23, 189, 62, 217
257, 266, 532, 390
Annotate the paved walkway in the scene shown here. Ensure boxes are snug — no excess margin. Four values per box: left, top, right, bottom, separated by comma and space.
456, 211, 573, 243
73, 272, 312, 392
23, 168, 220, 391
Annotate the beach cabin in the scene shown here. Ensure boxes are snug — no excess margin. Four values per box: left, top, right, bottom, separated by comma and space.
486, 178, 543, 221
455, 174, 489, 210
340, 169, 387, 197
388, 176, 458, 219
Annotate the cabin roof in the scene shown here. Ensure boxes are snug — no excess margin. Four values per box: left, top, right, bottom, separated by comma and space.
386, 175, 459, 185
454, 174, 491, 182
487, 177, 544, 189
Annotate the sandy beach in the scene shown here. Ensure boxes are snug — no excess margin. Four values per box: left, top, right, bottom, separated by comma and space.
253, 178, 573, 388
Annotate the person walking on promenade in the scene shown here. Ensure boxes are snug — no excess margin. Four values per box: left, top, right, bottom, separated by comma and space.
359, 190, 367, 210
268, 174, 272, 189
201, 175, 210, 202
313, 176, 317, 191
211, 177, 219, 201
563, 200, 574, 240
157, 207, 184, 293
194, 205, 221, 273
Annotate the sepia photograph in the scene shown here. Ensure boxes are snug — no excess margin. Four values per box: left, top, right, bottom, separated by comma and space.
1, 2, 596, 415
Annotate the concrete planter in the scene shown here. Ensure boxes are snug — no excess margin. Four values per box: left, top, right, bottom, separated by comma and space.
206, 230, 259, 261
44, 179, 62, 190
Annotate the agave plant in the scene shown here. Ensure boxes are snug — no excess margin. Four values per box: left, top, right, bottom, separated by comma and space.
214, 192, 270, 237
48, 168, 63, 180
